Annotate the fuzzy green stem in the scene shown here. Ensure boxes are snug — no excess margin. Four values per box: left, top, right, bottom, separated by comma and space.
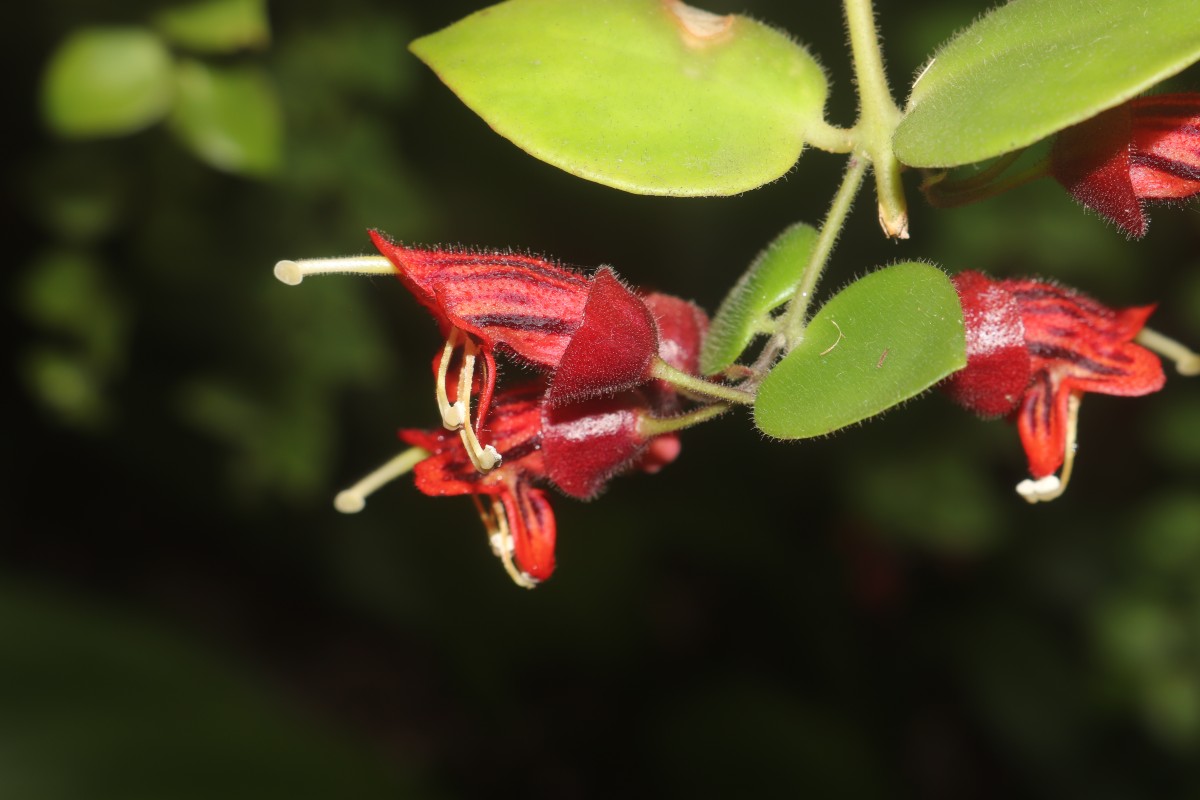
804, 119, 856, 154
844, 0, 907, 238
637, 402, 732, 438
774, 156, 869, 354
650, 359, 754, 405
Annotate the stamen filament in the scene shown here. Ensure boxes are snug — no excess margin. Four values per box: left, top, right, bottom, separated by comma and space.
457, 341, 502, 472
436, 329, 466, 429
476, 496, 536, 589
1016, 391, 1080, 504
273, 256, 395, 286
1136, 327, 1200, 376
334, 446, 431, 513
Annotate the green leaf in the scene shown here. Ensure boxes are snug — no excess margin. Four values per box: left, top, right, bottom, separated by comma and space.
754, 262, 965, 439
410, 0, 828, 196
168, 60, 283, 177
700, 222, 818, 376
41, 27, 173, 138
154, 0, 270, 53
894, 0, 1200, 168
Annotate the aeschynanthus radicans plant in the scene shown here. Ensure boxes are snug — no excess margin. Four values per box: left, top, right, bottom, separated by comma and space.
274, 0, 1200, 585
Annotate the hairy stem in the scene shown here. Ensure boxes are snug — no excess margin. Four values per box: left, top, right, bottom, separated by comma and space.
774, 156, 869, 354
844, 0, 907, 238
650, 359, 755, 405
638, 402, 732, 438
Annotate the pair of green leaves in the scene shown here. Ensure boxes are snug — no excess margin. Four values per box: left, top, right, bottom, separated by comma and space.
41, 0, 280, 177
413, 0, 1200, 192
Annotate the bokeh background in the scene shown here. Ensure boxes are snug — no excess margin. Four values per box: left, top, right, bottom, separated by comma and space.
5, 0, 1200, 797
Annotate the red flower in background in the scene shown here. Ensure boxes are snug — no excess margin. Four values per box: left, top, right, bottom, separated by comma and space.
1051, 93, 1200, 238
943, 271, 1165, 502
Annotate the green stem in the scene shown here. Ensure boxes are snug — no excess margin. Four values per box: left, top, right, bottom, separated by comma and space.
650, 359, 755, 405
774, 156, 869, 354
844, 0, 907, 238
638, 402, 732, 439
804, 119, 856, 154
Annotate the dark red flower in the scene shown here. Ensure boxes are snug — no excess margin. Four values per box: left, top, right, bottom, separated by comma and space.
369, 231, 669, 470
385, 284, 711, 586
1050, 93, 1200, 238
290, 233, 721, 584
943, 271, 1165, 501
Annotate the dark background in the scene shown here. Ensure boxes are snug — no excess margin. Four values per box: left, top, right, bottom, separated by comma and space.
4, 1, 1200, 797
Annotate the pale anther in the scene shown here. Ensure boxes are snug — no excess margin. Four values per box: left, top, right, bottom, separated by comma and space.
1016, 391, 1080, 504
485, 497, 536, 590
1016, 475, 1063, 504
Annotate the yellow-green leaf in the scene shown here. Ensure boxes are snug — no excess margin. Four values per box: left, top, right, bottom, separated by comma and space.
411, 0, 828, 196
895, 0, 1200, 168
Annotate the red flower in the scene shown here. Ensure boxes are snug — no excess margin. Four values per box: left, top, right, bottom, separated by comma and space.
369, 231, 668, 471
286, 233, 729, 585
1051, 93, 1200, 238
330, 271, 712, 587
943, 271, 1165, 502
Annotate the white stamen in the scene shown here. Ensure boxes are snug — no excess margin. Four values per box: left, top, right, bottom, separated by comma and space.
436, 331, 466, 429
456, 342, 503, 472
273, 256, 395, 286
333, 446, 429, 514
1015, 392, 1081, 504
479, 496, 536, 589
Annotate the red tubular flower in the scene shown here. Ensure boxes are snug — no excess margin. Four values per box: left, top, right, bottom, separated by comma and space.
369, 231, 668, 472
340, 286, 713, 587
284, 233, 726, 585
942, 271, 1165, 502
1050, 93, 1200, 238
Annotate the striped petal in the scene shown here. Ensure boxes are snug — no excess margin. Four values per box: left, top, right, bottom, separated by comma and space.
371, 229, 590, 368
1129, 94, 1200, 200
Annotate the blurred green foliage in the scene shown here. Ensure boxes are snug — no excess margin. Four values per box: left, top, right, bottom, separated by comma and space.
6, 1, 1200, 797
